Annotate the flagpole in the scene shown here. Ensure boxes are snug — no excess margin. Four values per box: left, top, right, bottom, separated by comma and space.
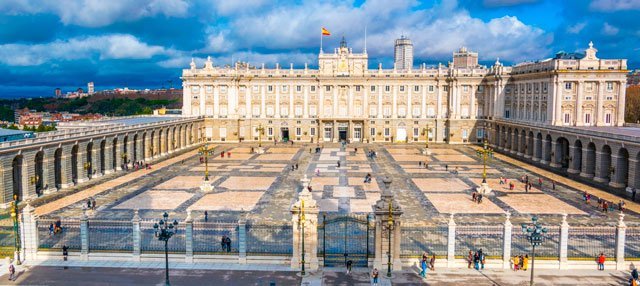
320, 31, 323, 54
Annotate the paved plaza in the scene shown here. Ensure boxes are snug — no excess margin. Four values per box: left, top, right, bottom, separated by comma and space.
30, 142, 640, 227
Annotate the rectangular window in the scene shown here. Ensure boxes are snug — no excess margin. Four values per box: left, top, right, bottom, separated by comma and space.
326, 86, 331, 92
296, 127, 301, 136
413, 128, 419, 137
428, 85, 434, 92
384, 128, 390, 137
605, 113, 612, 124
414, 86, 420, 92
267, 127, 273, 136
370, 128, 376, 136
310, 128, 316, 136
309, 105, 317, 116
370, 106, 377, 116
371, 85, 376, 92
412, 107, 420, 117
206, 86, 213, 93
478, 86, 484, 92
296, 86, 301, 92
462, 129, 468, 139
606, 82, 613, 91
443, 86, 449, 92
565, 82, 572, 90
463, 85, 469, 92
385, 86, 390, 92
253, 86, 259, 92
310, 86, 316, 92
268, 85, 273, 92
191, 86, 199, 93
282, 85, 288, 92
564, 113, 570, 124
355, 86, 361, 92
476, 129, 484, 139
399, 86, 405, 92
585, 113, 591, 124
252, 106, 260, 116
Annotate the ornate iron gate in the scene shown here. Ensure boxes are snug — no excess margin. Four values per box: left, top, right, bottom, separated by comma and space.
320, 213, 372, 267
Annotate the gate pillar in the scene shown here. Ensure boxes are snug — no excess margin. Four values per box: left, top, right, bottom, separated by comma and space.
373, 177, 403, 272
291, 175, 319, 271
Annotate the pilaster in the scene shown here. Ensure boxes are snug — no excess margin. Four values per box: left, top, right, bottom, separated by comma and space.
238, 218, 247, 264
615, 213, 626, 270
185, 210, 193, 263
559, 214, 569, 269
80, 210, 88, 260
132, 209, 141, 261
447, 214, 456, 268
502, 212, 512, 269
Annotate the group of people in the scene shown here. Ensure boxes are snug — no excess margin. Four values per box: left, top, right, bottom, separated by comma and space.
220, 235, 232, 252
364, 173, 373, 183
468, 249, 486, 270
511, 254, 529, 271
48, 219, 63, 236
418, 161, 429, 169
290, 163, 299, 171
471, 191, 484, 204
419, 252, 436, 278
85, 197, 97, 210
367, 150, 377, 158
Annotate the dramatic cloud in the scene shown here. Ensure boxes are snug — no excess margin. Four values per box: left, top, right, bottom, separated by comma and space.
0, 34, 169, 66
0, 0, 189, 27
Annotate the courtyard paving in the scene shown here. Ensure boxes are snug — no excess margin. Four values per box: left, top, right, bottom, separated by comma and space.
33, 142, 640, 229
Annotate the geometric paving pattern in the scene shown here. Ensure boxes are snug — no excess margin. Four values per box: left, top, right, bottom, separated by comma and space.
112, 190, 194, 210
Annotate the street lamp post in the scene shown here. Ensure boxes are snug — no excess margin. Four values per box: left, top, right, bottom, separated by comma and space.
521, 216, 547, 286
475, 139, 494, 184
383, 201, 395, 278
11, 194, 21, 265
299, 199, 306, 276
153, 212, 178, 286
198, 143, 215, 181
257, 124, 265, 148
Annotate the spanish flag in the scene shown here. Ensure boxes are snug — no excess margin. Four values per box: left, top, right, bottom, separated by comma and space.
321, 27, 331, 36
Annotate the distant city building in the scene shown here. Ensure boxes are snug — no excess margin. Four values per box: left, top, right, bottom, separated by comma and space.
14, 108, 102, 126
393, 35, 413, 70
452, 47, 479, 68
628, 70, 640, 86
54, 88, 62, 97
77, 87, 84, 94
88, 82, 95, 94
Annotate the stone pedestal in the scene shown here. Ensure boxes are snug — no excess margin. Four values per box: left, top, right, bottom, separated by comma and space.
373, 177, 403, 272
132, 209, 141, 262
199, 180, 214, 192
255, 147, 266, 154
185, 210, 193, 263
80, 210, 88, 261
20, 202, 38, 262
502, 212, 512, 269
422, 148, 431, 155
559, 214, 569, 269
291, 175, 319, 272
616, 213, 626, 270
476, 182, 493, 196
446, 214, 456, 268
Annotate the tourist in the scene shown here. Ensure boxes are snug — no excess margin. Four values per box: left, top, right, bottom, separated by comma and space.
633, 189, 637, 201
221, 152, 224, 158
225, 236, 231, 252
354, 148, 358, 153
445, 164, 448, 171
479, 249, 485, 270
425, 162, 429, 169
87, 198, 91, 209
477, 194, 483, 204
419, 161, 422, 167
513, 255, 520, 271
467, 251, 473, 268
54, 219, 62, 234
429, 254, 436, 271
49, 223, 54, 236
295, 163, 299, 170
337, 161, 341, 168
91, 198, 96, 210
632, 268, 638, 283
538, 177, 543, 187
603, 201, 609, 213
316, 168, 320, 176
346, 259, 353, 274
528, 182, 532, 190
597, 253, 606, 270
523, 254, 529, 271
473, 251, 480, 270
372, 268, 379, 285
8, 263, 15, 281
227, 152, 231, 158
499, 177, 504, 184
552, 180, 556, 190
420, 256, 428, 278
472, 192, 477, 202
221, 235, 227, 251
62, 245, 69, 261
204, 211, 208, 222
525, 184, 529, 192
525, 175, 529, 184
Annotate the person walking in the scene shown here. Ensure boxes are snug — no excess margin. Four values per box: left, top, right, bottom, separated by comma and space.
429, 254, 436, 271
597, 253, 606, 270
479, 249, 486, 270
473, 251, 480, 270
62, 245, 69, 261
346, 259, 353, 274
204, 210, 208, 222
523, 254, 529, 271
91, 198, 96, 210
225, 236, 231, 252
513, 255, 520, 271
467, 251, 473, 269
8, 263, 15, 281
420, 257, 428, 278
552, 180, 556, 190
221, 235, 227, 252
372, 268, 379, 285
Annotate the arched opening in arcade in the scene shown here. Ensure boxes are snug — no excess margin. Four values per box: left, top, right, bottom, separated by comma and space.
12, 155, 23, 201
527, 131, 534, 157
71, 144, 79, 185
54, 148, 62, 189
535, 133, 543, 160
555, 137, 570, 169
141, 133, 147, 161
544, 134, 552, 162
99, 140, 106, 174
584, 142, 596, 177
123, 136, 129, 167
112, 138, 118, 170
519, 129, 526, 154
86, 142, 93, 179
572, 140, 583, 172
132, 134, 138, 163
34, 151, 44, 196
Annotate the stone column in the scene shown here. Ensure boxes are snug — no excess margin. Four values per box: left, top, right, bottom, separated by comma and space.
185, 210, 193, 263
594, 151, 610, 184
92, 143, 101, 178
502, 212, 512, 269
373, 177, 403, 272
42, 149, 56, 194
616, 213, 626, 270
596, 81, 605, 126
60, 145, 73, 188
559, 214, 569, 269
115, 141, 123, 171
532, 136, 541, 162
575, 81, 583, 126
20, 203, 38, 261
549, 142, 561, 168
628, 158, 639, 190
567, 145, 580, 174
21, 154, 34, 200
238, 218, 247, 264
290, 175, 319, 271
80, 210, 89, 260
616, 80, 626, 126
103, 144, 114, 174
447, 214, 456, 268
132, 209, 141, 262
610, 154, 627, 188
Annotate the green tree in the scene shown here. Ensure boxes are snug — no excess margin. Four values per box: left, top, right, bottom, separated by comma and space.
625, 86, 640, 123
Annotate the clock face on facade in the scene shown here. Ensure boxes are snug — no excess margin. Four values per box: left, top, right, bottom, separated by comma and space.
338, 59, 348, 72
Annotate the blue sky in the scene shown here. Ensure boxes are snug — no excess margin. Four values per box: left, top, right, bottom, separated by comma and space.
0, 0, 639, 98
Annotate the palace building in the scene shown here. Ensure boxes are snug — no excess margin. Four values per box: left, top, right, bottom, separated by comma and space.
181, 38, 627, 144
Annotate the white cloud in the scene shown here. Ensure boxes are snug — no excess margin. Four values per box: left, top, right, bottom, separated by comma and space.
0, 0, 189, 27
483, 0, 538, 7
590, 0, 640, 11
567, 22, 587, 34
0, 34, 169, 66
210, 0, 269, 16
602, 22, 620, 35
